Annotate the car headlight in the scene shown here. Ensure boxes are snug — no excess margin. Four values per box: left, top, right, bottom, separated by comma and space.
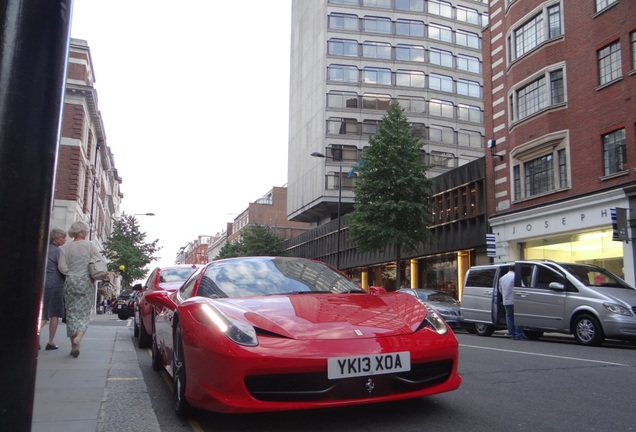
603, 303, 634, 317
201, 304, 258, 346
424, 305, 448, 335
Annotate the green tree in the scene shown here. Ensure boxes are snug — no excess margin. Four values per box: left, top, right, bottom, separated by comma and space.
348, 100, 433, 288
215, 224, 288, 259
101, 213, 161, 288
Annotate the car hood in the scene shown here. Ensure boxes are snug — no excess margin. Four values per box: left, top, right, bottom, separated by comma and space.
157, 280, 185, 292
426, 300, 460, 311
596, 287, 636, 305
211, 292, 427, 340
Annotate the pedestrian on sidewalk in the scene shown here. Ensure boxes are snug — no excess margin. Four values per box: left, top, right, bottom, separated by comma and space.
58, 221, 106, 358
40, 227, 67, 350
498, 263, 524, 340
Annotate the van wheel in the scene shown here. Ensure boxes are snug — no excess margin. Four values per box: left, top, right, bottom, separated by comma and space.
573, 314, 604, 346
474, 323, 494, 336
523, 330, 543, 340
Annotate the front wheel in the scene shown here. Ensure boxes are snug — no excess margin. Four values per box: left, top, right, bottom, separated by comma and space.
173, 322, 191, 416
133, 310, 140, 338
117, 314, 127, 320
151, 319, 163, 371
474, 323, 495, 336
573, 314, 604, 346
138, 313, 152, 349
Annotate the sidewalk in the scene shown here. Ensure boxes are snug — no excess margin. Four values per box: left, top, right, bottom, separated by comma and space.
32, 313, 160, 432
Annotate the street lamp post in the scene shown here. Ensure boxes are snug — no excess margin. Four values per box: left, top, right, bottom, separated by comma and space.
311, 151, 342, 270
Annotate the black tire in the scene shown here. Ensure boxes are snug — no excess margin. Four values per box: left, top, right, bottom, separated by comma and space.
138, 314, 152, 349
173, 322, 191, 416
133, 310, 140, 338
117, 314, 127, 320
151, 320, 163, 371
573, 314, 604, 346
523, 330, 543, 340
474, 323, 495, 336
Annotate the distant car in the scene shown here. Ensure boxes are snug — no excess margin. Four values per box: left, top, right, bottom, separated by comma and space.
133, 264, 200, 348
144, 256, 461, 416
396, 288, 469, 331
113, 290, 138, 320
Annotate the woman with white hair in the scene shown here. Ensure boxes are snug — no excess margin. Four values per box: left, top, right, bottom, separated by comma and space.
58, 220, 107, 358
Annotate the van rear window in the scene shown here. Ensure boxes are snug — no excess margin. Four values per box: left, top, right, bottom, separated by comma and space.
465, 268, 497, 287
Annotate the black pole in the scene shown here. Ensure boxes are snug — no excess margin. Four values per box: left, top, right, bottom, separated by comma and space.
336, 157, 342, 270
0, 1, 73, 430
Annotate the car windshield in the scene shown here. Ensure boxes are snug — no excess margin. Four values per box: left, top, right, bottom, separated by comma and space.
425, 292, 458, 303
196, 257, 363, 298
557, 263, 633, 289
161, 267, 197, 282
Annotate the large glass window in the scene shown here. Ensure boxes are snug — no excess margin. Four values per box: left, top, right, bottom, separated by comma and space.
595, 0, 617, 12
328, 64, 359, 83
456, 30, 480, 49
457, 104, 483, 123
509, 4, 562, 61
396, 0, 424, 12
428, 0, 452, 18
362, 120, 380, 135
525, 155, 554, 197
328, 39, 358, 57
457, 78, 481, 98
598, 41, 622, 85
428, 99, 454, 118
428, 24, 453, 43
327, 118, 359, 135
456, 6, 480, 25
362, 41, 392, 59
457, 54, 480, 73
362, 93, 391, 110
631, 32, 636, 71
457, 129, 483, 147
511, 67, 565, 122
395, 44, 425, 62
327, 91, 359, 109
363, 0, 391, 8
396, 96, 426, 113
363, 16, 392, 34
429, 125, 455, 144
363, 67, 392, 85
602, 129, 626, 176
396, 19, 424, 37
329, 13, 359, 31
429, 73, 453, 93
396, 70, 425, 87
430, 48, 453, 68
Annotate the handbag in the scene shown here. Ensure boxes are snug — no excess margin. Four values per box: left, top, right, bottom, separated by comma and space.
88, 249, 110, 281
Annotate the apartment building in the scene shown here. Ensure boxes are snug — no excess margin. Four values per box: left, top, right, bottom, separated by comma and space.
483, 0, 636, 283
286, 0, 490, 292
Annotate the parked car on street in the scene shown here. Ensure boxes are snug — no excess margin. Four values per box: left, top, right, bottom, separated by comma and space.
113, 290, 138, 320
396, 288, 470, 331
460, 261, 636, 346
133, 264, 200, 348
144, 256, 461, 416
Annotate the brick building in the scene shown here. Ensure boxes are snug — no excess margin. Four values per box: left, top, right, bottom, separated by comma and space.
483, 0, 636, 283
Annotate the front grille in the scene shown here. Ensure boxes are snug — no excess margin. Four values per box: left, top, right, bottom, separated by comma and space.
245, 360, 453, 402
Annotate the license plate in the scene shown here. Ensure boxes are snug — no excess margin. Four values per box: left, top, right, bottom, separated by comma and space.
327, 351, 410, 379
117, 301, 125, 304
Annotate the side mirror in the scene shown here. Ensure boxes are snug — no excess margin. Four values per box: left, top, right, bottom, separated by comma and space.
548, 282, 565, 291
132, 283, 143, 291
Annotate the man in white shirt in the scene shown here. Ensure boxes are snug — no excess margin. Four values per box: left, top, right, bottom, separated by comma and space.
499, 264, 524, 340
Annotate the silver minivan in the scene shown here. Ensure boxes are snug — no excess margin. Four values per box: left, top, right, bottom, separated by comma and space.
460, 261, 636, 346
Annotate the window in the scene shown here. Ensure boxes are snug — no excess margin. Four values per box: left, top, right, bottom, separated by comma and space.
595, 0, 617, 12
329, 13, 359, 31
429, 73, 453, 93
396, 69, 425, 87
327, 118, 359, 135
456, 6, 480, 25
428, 24, 453, 43
362, 67, 392, 85
457, 78, 481, 98
396, 19, 424, 37
396, 0, 424, 12
395, 44, 425, 62
328, 39, 358, 57
511, 133, 569, 200
430, 48, 453, 68
363, 0, 391, 8
598, 41, 622, 86
457, 104, 483, 123
457, 129, 483, 147
363, 16, 392, 34
631, 32, 636, 71
428, 0, 452, 18
328, 65, 359, 83
456, 30, 480, 49
327, 144, 358, 162
396, 96, 426, 113
327, 91, 359, 109
602, 129, 626, 176
428, 99, 454, 118
429, 125, 455, 144
330, 0, 359, 5
457, 54, 480, 73
411, 123, 426, 139
510, 67, 565, 122
362, 93, 391, 110
362, 120, 380, 135
362, 41, 392, 59
509, 4, 561, 61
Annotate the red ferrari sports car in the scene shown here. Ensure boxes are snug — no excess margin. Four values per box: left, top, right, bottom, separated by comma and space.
133, 264, 200, 348
145, 256, 461, 416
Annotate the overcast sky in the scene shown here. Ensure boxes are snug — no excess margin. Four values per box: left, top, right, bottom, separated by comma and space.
70, 1, 292, 268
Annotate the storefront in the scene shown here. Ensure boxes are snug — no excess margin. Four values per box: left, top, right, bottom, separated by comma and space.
489, 189, 634, 285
